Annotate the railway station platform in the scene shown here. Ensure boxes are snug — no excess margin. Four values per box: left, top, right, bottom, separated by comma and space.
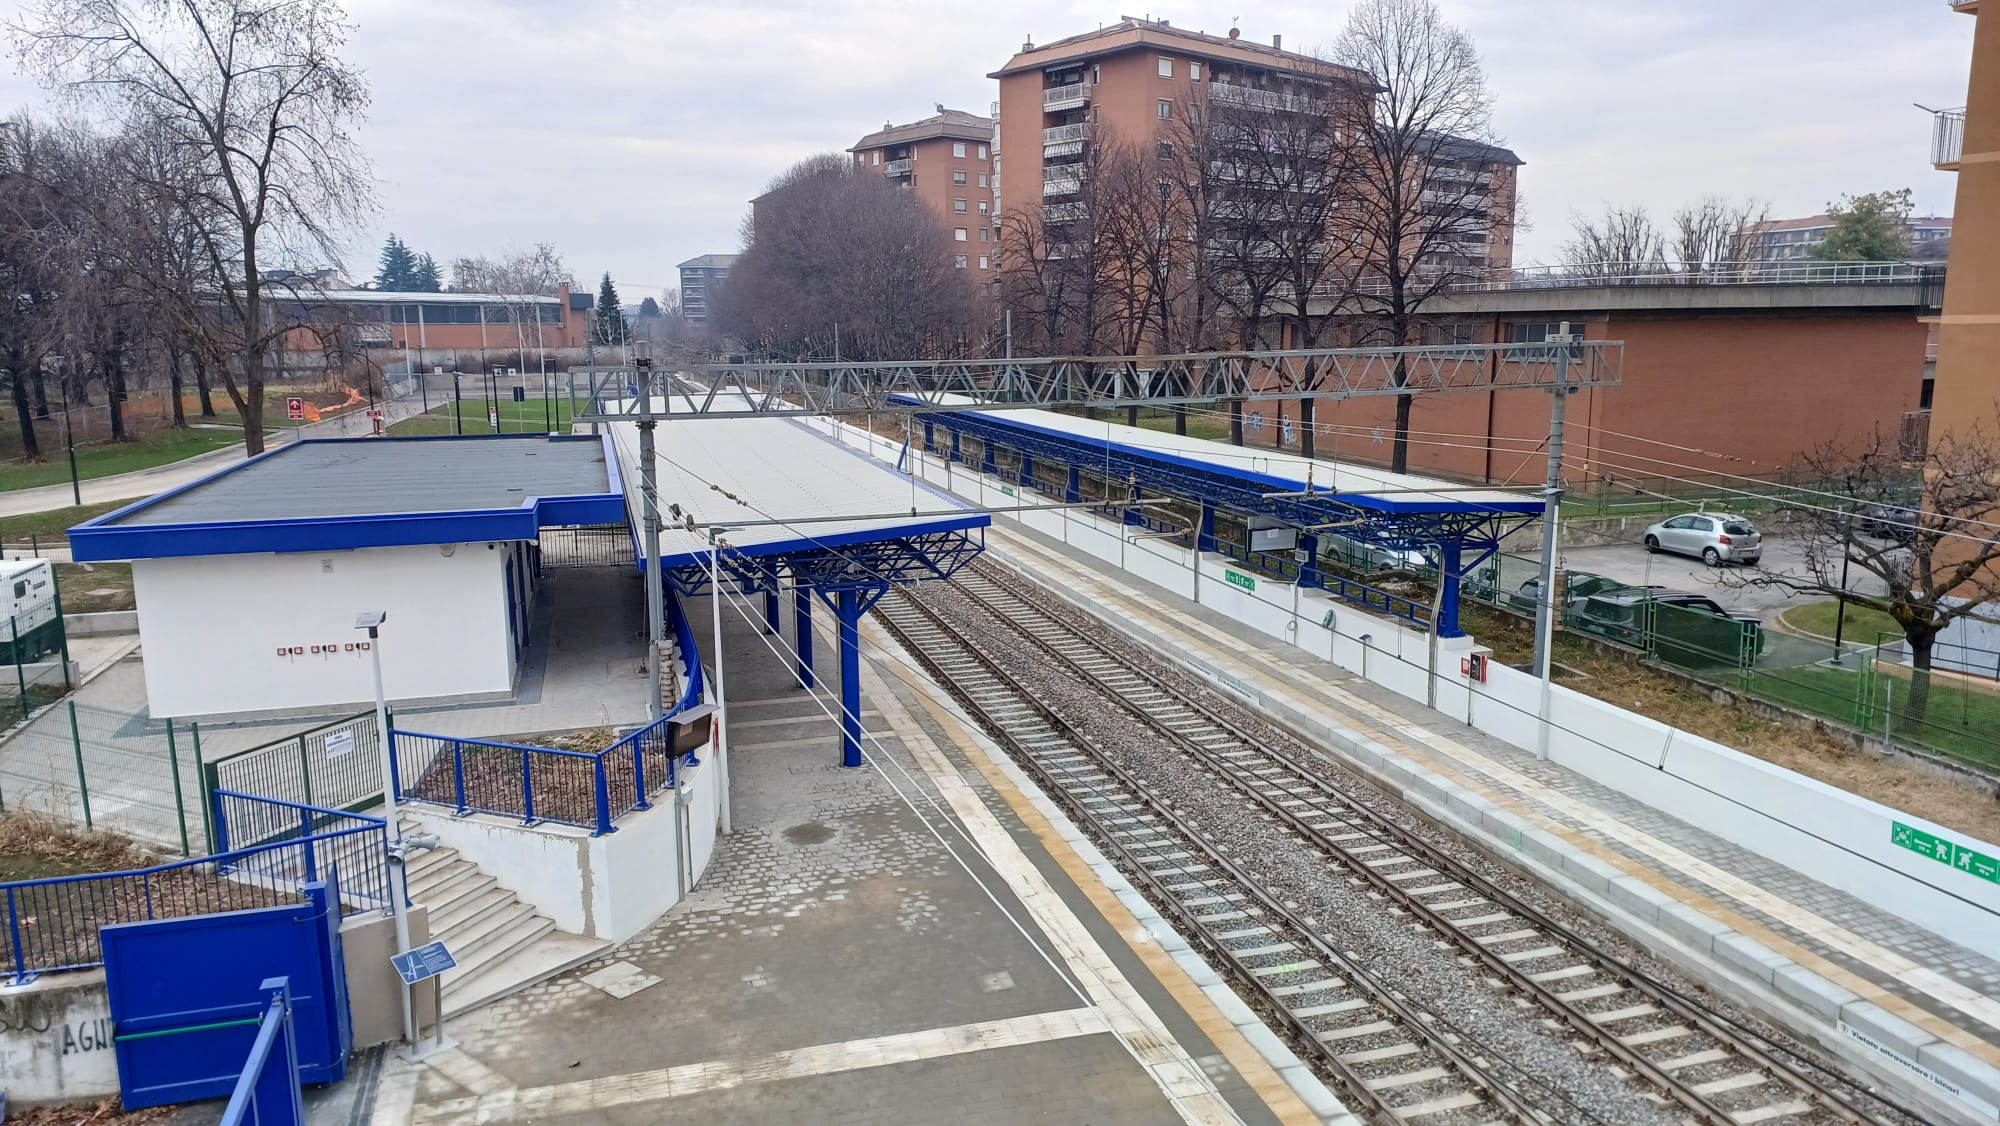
368, 589, 1347, 1125
980, 518, 2000, 1125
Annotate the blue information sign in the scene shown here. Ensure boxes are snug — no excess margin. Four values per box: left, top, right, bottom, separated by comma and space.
391, 941, 456, 986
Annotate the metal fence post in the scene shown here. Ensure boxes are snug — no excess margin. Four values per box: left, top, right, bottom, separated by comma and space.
592, 755, 613, 837
193, 722, 215, 855
632, 733, 650, 812
51, 578, 71, 691
300, 808, 318, 882
166, 718, 189, 857
7, 887, 26, 984
452, 741, 468, 814
67, 699, 92, 829
296, 735, 314, 806
520, 749, 536, 825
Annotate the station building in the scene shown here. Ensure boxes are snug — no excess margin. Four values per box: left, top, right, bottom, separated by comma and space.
69, 435, 624, 720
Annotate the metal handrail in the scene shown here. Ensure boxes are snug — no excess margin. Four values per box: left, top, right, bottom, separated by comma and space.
1043, 82, 1090, 106
1043, 122, 1092, 145
1304, 259, 1935, 298
3, 796, 390, 981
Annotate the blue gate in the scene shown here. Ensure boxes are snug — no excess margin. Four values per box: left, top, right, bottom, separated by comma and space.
101, 872, 352, 1110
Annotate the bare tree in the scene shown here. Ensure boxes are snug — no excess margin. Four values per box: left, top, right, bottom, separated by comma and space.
15, 0, 374, 456
724, 153, 974, 361
998, 136, 1126, 356
1334, 0, 1511, 473
1715, 424, 2000, 724
1560, 205, 1666, 277
1672, 195, 1770, 278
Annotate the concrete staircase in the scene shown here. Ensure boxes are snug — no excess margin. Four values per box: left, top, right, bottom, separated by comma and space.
401, 823, 607, 1015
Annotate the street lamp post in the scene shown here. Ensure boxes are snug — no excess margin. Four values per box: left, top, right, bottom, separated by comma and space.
356, 610, 417, 1045
707, 527, 733, 834
635, 342, 664, 721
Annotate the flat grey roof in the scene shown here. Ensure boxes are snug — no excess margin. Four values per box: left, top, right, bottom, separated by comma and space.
112, 438, 613, 526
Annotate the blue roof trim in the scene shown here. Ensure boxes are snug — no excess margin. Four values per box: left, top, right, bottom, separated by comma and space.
903, 398, 1541, 517
655, 513, 991, 571
69, 434, 626, 563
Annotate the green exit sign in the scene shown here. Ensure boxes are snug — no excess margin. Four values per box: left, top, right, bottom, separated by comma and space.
1892, 821, 2000, 884
1000, 485, 1016, 497
1224, 570, 1256, 592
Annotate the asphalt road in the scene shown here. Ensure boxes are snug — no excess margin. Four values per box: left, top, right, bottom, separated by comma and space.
1548, 535, 1889, 621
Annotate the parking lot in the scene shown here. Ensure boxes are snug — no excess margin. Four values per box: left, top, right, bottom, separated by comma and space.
1542, 534, 1888, 621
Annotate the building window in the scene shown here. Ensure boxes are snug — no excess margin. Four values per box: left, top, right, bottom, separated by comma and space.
954, 198, 967, 212
953, 142, 968, 158
978, 144, 989, 158
953, 170, 967, 185
1158, 56, 1174, 78
1156, 180, 1172, 199
1158, 98, 1173, 119
979, 256, 990, 269
978, 172, 989, 187
978, 199, 988, 212
1191, 61, 1201, 81
955, 227, 968, 241
1189, 103, 1201, 123
979, 227, 989, 242
1157, 140, 1174, 159
1092, 64, 1101, 84
872, 151, 880, 165
954, 255, 968, 269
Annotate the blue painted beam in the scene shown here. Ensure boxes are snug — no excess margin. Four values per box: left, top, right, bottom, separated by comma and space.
795, 581, 815, 690
836, 587, 863, 768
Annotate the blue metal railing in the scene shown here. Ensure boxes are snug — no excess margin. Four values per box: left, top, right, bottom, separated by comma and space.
390, 588, 707, 836
220, 977, 304, 1126
1322, 574, 1432, 626
2, 797, 389, 983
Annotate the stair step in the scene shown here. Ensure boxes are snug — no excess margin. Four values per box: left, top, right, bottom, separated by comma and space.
404, 846, 462, 882
445, 901, 542, 968
429, 885, 517, 936
409, 865, 493, 908
441, 918, 557, 999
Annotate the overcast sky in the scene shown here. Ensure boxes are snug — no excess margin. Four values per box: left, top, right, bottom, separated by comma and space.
0, 0, 1975, 301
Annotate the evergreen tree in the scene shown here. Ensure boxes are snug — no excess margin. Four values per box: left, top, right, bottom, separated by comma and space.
1809, 189, 1915, 262
639, 296, 661, 318
413, 253, 442, 292
374, 234, 417, 290
593, 272, 628, 344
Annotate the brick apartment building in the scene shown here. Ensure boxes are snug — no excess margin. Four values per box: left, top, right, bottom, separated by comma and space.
677, 254, 737, 327
849, 108, 998, 285
989, 15, 1521, 335
275, 286, 594, 373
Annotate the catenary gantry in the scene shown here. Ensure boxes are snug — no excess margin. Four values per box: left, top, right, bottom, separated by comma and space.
604, 409, 988, 768
905, 397, 1541, 638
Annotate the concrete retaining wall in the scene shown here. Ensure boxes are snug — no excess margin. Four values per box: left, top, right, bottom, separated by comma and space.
63, 611, 137, 637
812, 419, 2000, 955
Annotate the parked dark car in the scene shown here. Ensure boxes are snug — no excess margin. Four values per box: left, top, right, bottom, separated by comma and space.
1510, 573, 1627, 613
1572, 587, 1765, 666
1856, 503, 1917, 545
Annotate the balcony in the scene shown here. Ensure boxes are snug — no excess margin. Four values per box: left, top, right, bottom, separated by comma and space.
1933, 108, 1966, 170
1043, 173, 1085, 198
884, 158, 913, 176
1043, 83, 1091, 112
1044, 201, 1088, 223
1043, 122, 1093, 146
1207, 82, 1320, 114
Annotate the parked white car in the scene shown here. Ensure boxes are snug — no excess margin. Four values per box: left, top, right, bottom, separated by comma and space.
1642, 513, 1762, 567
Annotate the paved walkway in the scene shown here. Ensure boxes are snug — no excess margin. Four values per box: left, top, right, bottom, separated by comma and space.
363, 587, 1329, 1125
988, 521, 2000, 1114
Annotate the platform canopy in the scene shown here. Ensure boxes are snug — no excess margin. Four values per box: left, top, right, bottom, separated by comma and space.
70, 435, 627, 562
605, 406, 989, 770
914, 396, 1542, 637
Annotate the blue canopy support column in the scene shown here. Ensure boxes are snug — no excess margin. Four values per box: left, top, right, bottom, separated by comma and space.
835, 588, 864, 768
1198, 502, 1217, 553
1437, 539, 1466, 639
1299, 533, 1323, 589
763, 583, 780, 636
950, 429, 961, 463
794, 579, 815, 690
922, 418, 935, 453
1019, 453, 1035, 488
1066, 465, 1082, 504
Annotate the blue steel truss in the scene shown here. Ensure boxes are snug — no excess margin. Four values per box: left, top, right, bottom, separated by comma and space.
925, 411, 1536, 637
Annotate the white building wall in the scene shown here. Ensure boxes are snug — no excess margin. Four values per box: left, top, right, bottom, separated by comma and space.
133, 543, 516, 718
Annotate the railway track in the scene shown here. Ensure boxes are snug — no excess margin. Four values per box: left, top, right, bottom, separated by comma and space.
877, 561, 1884, 1126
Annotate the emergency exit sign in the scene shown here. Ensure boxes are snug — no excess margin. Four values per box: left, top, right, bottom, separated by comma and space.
1224, 570, 1256, 592
1892, 821, 2000, 884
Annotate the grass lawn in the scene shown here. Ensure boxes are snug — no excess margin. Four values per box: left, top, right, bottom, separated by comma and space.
388, 395, 578, 437
1131, 412, 1236, 443
56, 561, 135, 613
0, 428, 243, 493
0, 498, 148, 547
1779, 599, 1901, 645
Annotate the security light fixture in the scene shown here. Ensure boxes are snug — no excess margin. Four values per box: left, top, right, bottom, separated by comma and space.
355, 609, 386, 631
